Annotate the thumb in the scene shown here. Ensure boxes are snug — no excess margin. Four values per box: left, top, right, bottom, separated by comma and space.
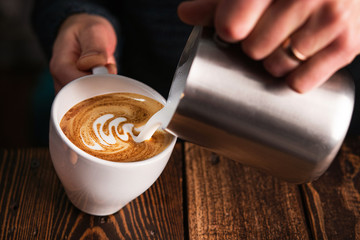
77, 51, 108, 71
76, 16, 117, 73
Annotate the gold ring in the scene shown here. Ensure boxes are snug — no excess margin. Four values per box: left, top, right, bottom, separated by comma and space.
282, 38, 306, 61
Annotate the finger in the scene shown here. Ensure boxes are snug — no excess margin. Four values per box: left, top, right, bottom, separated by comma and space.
263, 46, 300, 77
77, 18, 117, 71
52, 68, 86, 93
53, 79, 62, 94
263, 2, 348, 79
286, 36, 357, 93
215, 0, 272, 42
51, 64, 88, 93
242, 0, 318, 60
106, 54, 117, 74
261, 1, 357, 81
77, 53, 107, 71
50, 57, 88, 93
50, 31, 88, 91
290, 2, 351, 59
177, 0, 219, 26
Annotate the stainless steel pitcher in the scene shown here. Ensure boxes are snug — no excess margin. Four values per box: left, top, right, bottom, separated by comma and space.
164, 26, 355, 183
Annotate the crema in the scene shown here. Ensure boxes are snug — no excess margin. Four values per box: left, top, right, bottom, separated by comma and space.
60, 92, 173, 162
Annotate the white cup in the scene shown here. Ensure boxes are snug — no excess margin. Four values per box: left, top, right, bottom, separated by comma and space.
49, 67, 177, 216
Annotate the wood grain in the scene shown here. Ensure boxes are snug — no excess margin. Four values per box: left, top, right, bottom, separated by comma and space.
2, 138, 360, 239
0, 143, 184, 240
184, 143, 310, 240
302, 136, 360, 240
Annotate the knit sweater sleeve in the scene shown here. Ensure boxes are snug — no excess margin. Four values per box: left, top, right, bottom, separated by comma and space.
32, 0, 119, 60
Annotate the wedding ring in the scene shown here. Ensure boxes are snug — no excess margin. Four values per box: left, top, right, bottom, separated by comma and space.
282, 38, 307, 61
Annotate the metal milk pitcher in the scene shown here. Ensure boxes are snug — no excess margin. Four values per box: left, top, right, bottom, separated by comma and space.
164, 26, 355, 183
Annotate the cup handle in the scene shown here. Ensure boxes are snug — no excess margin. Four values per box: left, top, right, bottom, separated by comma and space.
92, 66, 109, 75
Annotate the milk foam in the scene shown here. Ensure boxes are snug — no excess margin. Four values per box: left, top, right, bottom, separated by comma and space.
60, 92, 173, 162
81, 113, 149, 150
135, 95, 179, 142
134, 110, 166, 143
135, 62, 186, 142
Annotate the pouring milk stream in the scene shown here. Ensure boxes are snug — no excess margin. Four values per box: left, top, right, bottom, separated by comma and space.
134, 74, 184, 143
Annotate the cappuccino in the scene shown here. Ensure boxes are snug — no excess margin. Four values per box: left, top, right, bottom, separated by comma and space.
60, 92, 173, 162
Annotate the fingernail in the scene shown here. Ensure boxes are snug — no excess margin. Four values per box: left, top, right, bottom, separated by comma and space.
106, 63, 117, 74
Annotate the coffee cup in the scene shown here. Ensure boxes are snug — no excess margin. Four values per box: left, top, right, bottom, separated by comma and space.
49, 66, 177, 216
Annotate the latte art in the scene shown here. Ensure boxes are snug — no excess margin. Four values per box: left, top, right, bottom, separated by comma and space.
81, 114, 133, 150
60, 93, 173, 162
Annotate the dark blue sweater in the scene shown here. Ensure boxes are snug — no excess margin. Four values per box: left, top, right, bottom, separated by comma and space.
32, 0, 192, 97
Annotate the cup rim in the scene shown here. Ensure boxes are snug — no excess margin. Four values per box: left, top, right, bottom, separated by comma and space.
51, 73, 177, 168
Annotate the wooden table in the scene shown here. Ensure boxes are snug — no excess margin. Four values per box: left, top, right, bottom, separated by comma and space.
1, 137, 359, 239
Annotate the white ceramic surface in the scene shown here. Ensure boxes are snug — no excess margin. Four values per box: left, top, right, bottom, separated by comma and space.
49, 69, 177, 216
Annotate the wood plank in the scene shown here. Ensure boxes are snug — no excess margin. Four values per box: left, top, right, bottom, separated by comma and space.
184, 143, 310, 239
0, 143, 184, 239
301, 136, 360, 239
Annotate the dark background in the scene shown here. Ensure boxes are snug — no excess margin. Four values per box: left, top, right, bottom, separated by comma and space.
0, 0, 49, 147
0, 0, 359, 148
